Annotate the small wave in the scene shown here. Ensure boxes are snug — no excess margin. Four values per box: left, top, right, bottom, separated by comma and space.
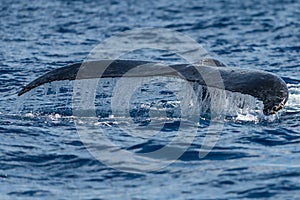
284, 84, 300, 114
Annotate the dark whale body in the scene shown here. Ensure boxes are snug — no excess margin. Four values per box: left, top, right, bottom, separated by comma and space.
18, 59, 288, 115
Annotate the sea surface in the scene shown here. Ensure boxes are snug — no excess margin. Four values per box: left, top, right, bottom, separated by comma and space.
0, 0, 300, 199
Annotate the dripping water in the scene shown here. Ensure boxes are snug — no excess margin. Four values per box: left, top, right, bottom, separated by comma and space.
14, 77, 275, 123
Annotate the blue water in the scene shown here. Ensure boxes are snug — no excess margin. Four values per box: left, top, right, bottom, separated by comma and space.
1, 0, 300, 199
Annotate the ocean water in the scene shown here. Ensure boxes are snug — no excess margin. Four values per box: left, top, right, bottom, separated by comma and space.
0, 0, 300, 199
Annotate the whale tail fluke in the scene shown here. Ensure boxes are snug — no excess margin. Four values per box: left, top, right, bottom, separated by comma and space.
18, 59, 288, 115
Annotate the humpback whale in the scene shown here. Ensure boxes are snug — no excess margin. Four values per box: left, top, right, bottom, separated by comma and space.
18, 59, 288, 115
